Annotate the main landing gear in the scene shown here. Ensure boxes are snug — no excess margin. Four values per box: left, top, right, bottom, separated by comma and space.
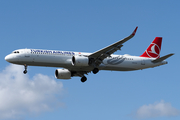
81, 76, 87, 83
23, 64, 28, 74
92, 68, 99, 74
80, 68, 99, 83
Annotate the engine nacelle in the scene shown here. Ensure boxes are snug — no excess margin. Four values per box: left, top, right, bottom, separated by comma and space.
55, 69, 71, 79
72, 56, 89, 66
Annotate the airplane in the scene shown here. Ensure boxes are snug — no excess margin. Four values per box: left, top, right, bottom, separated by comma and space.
5, 27, 174, 82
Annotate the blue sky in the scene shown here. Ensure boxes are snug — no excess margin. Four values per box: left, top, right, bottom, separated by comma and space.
0, 1, 179, 120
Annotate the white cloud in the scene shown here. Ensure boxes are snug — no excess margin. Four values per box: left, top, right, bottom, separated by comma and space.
133, 100, 180, 119
0, 64, 64, 119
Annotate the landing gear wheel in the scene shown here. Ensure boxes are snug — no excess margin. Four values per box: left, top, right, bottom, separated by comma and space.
23, 70, 27, 74
81, 76, 87, 83
23, 64, 28, 74
92, 68, 99, 74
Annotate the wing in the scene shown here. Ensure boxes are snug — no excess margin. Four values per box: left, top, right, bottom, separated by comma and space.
88, 27, 138, 66
152, 53, 174, 63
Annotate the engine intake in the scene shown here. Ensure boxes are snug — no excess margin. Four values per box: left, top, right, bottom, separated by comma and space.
72, 56, 89, 66
55, 69, 71, 79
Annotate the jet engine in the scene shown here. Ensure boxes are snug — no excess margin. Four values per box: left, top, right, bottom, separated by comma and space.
72, 56, 89, 66
55, 69, 71, 79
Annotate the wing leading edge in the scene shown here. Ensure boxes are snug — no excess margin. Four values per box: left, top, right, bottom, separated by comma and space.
88, 26, 138, 66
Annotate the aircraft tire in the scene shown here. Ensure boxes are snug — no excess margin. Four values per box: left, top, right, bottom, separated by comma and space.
23, 70, 27, 74
81, 76, 87, 82
92, 68, 99, 74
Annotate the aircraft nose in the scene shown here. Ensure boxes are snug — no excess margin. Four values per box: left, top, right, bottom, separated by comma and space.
5, 54, 13, 62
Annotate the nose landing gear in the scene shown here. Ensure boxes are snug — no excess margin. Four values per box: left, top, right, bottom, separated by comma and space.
23, 64, 27, 74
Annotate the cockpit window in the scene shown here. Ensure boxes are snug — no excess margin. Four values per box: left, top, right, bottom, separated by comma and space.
12, 51, 20, 54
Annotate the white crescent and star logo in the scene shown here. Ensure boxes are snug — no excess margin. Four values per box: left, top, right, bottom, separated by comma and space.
146, 43, 160, 58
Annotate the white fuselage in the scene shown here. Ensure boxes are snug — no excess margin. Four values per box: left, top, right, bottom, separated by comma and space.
5, 49, 167, 72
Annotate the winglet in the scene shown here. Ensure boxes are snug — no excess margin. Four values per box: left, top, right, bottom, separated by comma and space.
152, 53, 174, 63
132, 26, 138, 36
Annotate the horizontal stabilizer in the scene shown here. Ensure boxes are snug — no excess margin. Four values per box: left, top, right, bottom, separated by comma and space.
152, 53, 174, 63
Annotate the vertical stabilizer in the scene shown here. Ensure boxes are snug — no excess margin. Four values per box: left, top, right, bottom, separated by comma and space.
140, 37, 162, 58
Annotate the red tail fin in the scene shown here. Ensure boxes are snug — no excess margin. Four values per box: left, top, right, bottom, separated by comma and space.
140, 37, 162, 58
